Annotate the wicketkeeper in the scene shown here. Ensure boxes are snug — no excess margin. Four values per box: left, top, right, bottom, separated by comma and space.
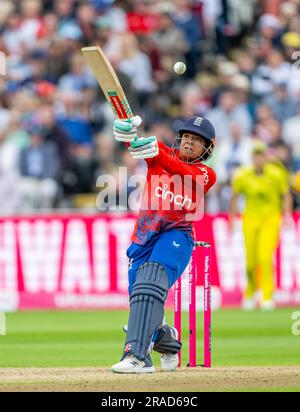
111, 116, 217, 373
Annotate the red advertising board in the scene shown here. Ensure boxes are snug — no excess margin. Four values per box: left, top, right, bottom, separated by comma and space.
0, 214, 299, 311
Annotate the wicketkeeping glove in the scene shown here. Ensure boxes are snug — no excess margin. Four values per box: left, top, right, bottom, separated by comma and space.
113, 115, 142, 142
130, 136, 159, 160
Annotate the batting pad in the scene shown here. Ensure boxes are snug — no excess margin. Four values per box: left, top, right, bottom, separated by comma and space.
124, 262, 169, 361
153, 325, 182, 354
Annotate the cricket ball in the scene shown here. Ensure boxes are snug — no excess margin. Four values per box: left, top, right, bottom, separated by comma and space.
174, 61, 186, 75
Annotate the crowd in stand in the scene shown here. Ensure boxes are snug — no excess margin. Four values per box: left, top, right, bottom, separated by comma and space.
0, 0, 299, 213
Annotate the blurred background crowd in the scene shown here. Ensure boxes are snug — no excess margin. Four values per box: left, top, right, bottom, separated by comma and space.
0, 0, 300, 213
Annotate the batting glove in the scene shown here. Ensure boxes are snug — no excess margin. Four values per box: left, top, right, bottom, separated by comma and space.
113, 115, 142, 142
130, 136, 159, 160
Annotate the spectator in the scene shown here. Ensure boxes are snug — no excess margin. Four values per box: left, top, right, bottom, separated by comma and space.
36, 103, 72, 169
252, 48, 291, 98
46, 39, 70, 83
151, 9, 187, 63
54, 0, 75, 27
37, 13, 59, 46
211, 0, 257, 55
254, 117, 282, 145
279, 1, 299, 30
258, 13, 283, 46
147, 121, 175, 148
95, 133, 116, 176
173, 0, 203, 77
0, 1, 14, 27
207, 90, 252, 141
118, 32, 155, 107
213, 122, 253, 184
19, 123, 60, 209
5, 110, 29, 149
21, 49, 55, 86
58, 52, 95, 92
255, 103, 274, 124
0, 127, 21, 213
58, 22, 83, 53
56, 92, 93, 145
0, 96, 11, 133
127, 0, 158, 34
103, 0, 128, 34
76, 2, 96, 43
217, 61, 239, 91
231, 74, 254, 116
18, 0, 43, 51
282, 103, 300, 170
0, 0, 299, 213
235, 51, 256, 81
63, 143, 98, 195
291, 170, 300, 210
179, 82, 206, 118
94, 16, 123, 61
2, 11, 24, 55
268, 139, 293, 171
263, 81, 297, 122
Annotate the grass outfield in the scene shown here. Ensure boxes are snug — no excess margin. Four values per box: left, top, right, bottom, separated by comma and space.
0, 308, 299, 368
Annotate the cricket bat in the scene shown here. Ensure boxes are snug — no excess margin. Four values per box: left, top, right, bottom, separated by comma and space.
81, 46, 133, 120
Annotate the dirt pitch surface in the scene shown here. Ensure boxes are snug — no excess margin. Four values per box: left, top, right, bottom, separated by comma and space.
0, 366, 300, 392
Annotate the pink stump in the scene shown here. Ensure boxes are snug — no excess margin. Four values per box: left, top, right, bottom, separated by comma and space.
174, 241, 212, 369
203, 244, 211, 368
174, 276, 182, 367
188, 253, 196, 367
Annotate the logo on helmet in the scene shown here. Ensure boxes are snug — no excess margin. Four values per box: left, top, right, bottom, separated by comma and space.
193, 117, 204, 127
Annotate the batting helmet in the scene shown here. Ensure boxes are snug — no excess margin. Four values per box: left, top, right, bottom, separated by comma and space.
178, 117, 215, 143
174, 116, 216, 163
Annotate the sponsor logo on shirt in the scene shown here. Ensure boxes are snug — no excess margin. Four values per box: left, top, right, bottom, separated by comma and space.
172, 241, 181, 248
198, 166, 209, 185
155, 184, 192, 209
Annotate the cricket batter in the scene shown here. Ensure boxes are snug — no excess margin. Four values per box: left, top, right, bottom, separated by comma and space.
230, 140, 293, 311
111, 116, 217, 373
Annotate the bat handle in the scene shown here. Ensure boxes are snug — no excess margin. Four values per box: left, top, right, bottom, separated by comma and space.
132, 115, 142, 128
130, 115, 142, 142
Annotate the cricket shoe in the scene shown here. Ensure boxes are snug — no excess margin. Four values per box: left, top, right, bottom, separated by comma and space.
111, 354, 155, 374
242, 298, 256, 311
260, 300, 275, 311
160, 352, 179, 372
121, 324, 180, 371
158, 326, 180, 372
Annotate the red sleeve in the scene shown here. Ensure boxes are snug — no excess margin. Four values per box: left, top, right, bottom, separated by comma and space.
153, 144, 217, 193
157, 141, 172, 154
203, 167, 217, 193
